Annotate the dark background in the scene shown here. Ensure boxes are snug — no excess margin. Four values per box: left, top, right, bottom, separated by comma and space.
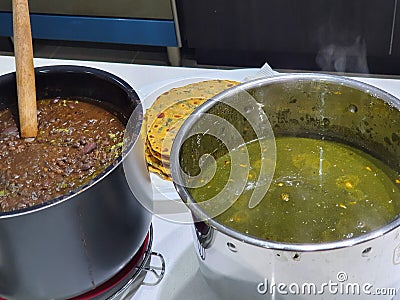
1, 0, 400, 75
177, 0, 400, 74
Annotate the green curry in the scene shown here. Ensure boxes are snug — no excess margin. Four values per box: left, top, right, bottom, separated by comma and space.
188, 137, 400, 243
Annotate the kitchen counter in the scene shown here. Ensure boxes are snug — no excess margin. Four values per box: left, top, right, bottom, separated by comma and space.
1, 56, 400, 299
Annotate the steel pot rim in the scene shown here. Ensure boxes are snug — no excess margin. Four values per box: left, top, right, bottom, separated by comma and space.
171, 73, 400, 252
0, 65, 143, 219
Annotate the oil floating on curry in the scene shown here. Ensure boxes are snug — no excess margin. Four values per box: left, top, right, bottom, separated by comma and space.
189, 136, 400, 243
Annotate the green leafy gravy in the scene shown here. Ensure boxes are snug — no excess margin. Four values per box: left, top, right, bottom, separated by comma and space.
189, 137, 400, 243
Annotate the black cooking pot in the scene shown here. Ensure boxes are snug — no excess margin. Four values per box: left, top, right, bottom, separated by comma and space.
0, 65, 152, 300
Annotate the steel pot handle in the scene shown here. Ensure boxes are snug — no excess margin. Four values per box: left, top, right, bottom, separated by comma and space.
109, 225, 165, 300
142, 252, 166, 286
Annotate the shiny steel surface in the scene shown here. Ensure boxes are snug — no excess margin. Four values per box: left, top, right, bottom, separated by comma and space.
171, 74, 400, 299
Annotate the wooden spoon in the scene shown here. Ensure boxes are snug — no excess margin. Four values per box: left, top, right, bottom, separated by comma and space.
12, 0, 37, 138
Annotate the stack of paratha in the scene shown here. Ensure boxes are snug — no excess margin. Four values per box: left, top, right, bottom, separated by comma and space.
144, 79, 240, 180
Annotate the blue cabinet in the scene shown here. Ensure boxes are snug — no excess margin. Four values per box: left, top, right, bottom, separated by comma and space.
0, 0, 181, 64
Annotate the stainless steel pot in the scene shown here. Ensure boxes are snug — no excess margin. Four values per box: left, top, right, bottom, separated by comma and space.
0, 66, 152, 300
171, 74, 400, 299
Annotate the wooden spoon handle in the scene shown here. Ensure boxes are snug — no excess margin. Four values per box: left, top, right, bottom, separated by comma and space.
12, 0, 37, 138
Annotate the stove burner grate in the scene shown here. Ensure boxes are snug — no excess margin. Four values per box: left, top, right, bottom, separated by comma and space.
0, 225, 165, 300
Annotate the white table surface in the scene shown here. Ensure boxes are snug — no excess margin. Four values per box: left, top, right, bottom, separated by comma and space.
1, 56, 400, 300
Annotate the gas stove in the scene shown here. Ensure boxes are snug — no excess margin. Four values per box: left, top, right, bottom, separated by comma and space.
69, 225, 164, 300
0, 225, 165, 300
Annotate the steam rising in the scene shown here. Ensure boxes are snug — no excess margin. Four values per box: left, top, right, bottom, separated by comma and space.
316, 35, 369, 73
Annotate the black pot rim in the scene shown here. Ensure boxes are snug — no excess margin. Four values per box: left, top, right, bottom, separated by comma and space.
0, 65, 142, 218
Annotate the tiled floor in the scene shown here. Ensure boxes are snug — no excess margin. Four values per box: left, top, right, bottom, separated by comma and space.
0, 36, 204, 68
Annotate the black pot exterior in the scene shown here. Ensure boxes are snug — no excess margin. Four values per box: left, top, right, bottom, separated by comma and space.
0, 66, 152, 299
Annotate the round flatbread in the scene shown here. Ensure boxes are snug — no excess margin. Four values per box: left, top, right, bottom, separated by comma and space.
145, 142, 170, 176
145, 79, 240, 135
147, 97, 207, 163
147, 165, 171, 181
146, 138, 170, 165
144, 79, 240, 179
